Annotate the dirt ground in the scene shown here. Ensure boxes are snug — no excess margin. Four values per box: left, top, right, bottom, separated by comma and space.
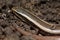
0, 0, 60, 40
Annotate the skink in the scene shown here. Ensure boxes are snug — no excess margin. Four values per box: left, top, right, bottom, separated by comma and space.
12, 7, 60, 34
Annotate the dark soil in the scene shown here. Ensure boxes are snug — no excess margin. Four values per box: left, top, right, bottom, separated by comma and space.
0, 0, 60, 40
